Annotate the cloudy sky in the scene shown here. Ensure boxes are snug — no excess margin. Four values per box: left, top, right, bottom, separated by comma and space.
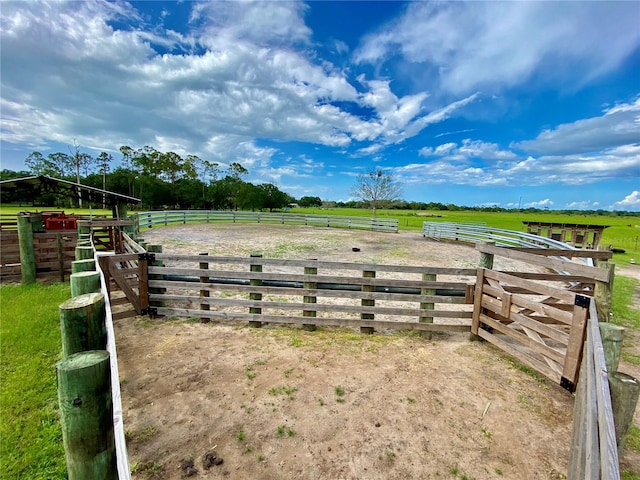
1, 1, 639, 210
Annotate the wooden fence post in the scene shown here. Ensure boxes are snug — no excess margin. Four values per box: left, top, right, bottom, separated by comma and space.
17, 214, 36, 285
57, 350, 116, 480
609, 372, 640, 450
199, 252, 210, 323
70, 271, 101, 297
599, 323, 625, 373
595, 262, 615, 322
57, 233, 66, 283
75, 246, 94, 261
478, 241, 495, 269
72, 259, 96, 274
249, 254, 263, 328
420, 272, 436, 340
302, 260, 317, 331
59, 293, 107, 357
148, 244, 164, 309
361, 270, 375, 334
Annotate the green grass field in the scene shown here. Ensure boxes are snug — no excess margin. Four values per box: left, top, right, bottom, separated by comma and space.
2, 204, 638, 265
0, 283, 69, 479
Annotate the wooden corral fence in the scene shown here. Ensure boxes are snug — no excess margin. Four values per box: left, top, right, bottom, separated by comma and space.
135, 210, 399, 233
472, 243, 613, 392
96, 233, 150, 321
146, 254, 476, 332
0, 229, 78, 283
568, 299, 620, 480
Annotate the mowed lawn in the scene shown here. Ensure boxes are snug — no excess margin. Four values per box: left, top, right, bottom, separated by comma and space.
0, 283, 69, 479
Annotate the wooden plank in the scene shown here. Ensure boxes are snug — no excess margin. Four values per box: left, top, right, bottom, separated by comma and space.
471, 268, 485, 335
561, 300, 589, 387
480, 298, 570, 345
154, 306, 472, 331
483, 284, 574, 325
477, 328, 562, 384
107, 261, 141, 313
154, 254, 477, 276
589, 303, 621, 479
149, 266, 468, 290
510, 248, 612, 260
478, 313, 565, 365
148, 294, 473, 318
483, 269, 577, 303
111, 309, 137, 321
148, 279, 470, 304
476, 244, 611, 283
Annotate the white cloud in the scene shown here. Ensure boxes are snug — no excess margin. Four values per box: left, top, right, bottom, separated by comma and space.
513, 96, 640, 155
613, 191, 640, 210
355, 2, 640, 94
524, 199, 554, 209
0, 0, 479, 171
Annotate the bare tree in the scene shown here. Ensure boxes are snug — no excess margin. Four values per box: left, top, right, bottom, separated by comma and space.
350, 168, 403, 217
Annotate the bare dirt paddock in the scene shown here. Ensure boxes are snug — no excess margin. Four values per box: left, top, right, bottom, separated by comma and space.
117, 224, 577, 479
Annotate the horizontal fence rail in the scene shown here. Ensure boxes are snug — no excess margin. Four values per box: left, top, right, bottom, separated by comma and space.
147, 253, 475, 331
135, 210, 399, 233
423, 221, 586, 251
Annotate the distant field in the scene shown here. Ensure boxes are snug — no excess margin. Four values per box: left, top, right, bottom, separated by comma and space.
2, 204, 638, 264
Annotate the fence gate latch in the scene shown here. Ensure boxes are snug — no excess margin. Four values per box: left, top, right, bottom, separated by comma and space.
138, 252, 156, 262
574, 294, 590, 308
560, 376, 576, 392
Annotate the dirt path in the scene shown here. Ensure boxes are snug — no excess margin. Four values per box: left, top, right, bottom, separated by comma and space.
114, 224, 637, 479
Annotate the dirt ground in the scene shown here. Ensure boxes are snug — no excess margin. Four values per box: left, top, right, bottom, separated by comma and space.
115, 224, 640, 479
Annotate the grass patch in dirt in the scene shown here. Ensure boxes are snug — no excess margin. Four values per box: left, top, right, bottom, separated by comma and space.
0, 283, 70, 479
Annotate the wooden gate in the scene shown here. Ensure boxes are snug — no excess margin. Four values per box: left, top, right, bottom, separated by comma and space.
98, 253, 151, 320
471, 268, 590, 392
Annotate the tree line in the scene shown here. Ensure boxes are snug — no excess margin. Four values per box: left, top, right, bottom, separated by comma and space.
2, 146, 295, 211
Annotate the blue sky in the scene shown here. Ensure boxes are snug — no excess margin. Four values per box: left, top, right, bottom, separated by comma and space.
1, 1, 639, 210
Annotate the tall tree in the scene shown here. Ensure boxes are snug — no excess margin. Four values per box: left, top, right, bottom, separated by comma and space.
350, 168, 403, 217
25, 151, 53, 176
97, 152, 113, 208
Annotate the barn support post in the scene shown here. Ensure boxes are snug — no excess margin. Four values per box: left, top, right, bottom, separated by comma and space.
17, 214, 36, 285
249, 253, 263, 328
199, 252, 210, 323
302, 260, 318, 331
56, 350, 117, 480
419, 272, 436, 340
360, 270, 375, 334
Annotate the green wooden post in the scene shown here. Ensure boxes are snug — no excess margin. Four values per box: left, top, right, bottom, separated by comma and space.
595, 262, 615, 322
249, 254, 263, 328
609, 372, 640, 450
420, 272, 436, 340
70, 271, 101, 297
599, 323, 625, 373
361, 270, 375, 334
56, 350, 117, 480
17, 214, 36, 285
478, 241, 495, 269
302, 260, 317, 331
59, 293, 106, 357
75, 246, 94, 261
72, 259, 96, 274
